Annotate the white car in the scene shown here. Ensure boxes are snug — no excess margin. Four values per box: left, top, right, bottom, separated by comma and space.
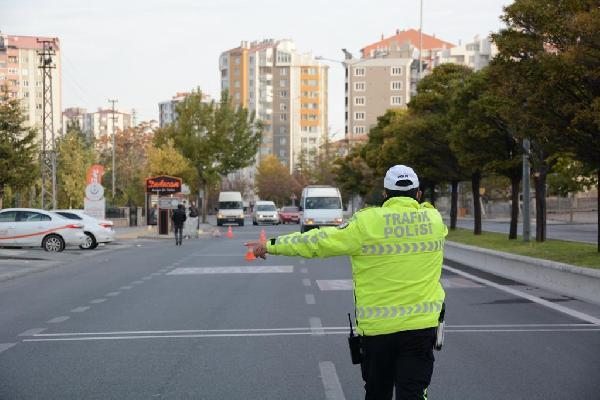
54, 210, 115, 250
0, 208, 85, 252
252, 201, 280, 225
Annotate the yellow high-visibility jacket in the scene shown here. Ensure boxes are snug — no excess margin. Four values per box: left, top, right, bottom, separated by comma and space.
267, 196, 447, 336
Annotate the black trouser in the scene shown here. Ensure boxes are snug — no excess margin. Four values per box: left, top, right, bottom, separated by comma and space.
174, 225, 183, 244
361, 328, 435, 400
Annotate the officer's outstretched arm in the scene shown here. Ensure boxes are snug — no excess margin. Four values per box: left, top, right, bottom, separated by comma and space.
266, 221, 362, 258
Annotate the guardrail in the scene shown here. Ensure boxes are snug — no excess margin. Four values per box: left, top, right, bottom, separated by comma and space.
444, 241, 600, 306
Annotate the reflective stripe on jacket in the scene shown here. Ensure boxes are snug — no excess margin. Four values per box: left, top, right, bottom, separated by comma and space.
266, 196, 447, 336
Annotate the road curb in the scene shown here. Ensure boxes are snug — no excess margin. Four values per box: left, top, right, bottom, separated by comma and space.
444, 241, 600, 305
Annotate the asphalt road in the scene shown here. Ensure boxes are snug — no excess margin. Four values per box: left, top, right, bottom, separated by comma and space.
1, 223, 599, 399
453, 218, 598, 244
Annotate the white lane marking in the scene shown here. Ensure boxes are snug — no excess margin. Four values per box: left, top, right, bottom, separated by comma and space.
47, 316, 70, 323
317, 280, 353, 291
70, 306, 90, 313
28, 324, 598, 338
142, 276, 153, 280
132, 281, 144, 285
302, 278, 312, 287
310, 317, 324, 336
300, 268, 308, 274
305, 294, 316, 305
106, 292, 120, 297
443, 265, 600, 326
441, 276, 483, 288
0, 343, 17, 354
167, 266, 294, 275
119, 286, 133, 290
90, 298, 107, 304
319, 361, 346, 400
19, 328, 47, 336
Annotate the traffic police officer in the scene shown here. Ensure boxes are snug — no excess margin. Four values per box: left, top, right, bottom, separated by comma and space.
252, 165, 447, 400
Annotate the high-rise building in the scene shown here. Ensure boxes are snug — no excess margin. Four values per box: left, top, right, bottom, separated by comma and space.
0, 33, 62, 140
345, 29, 456, 144
61, 107, 87, 134
62, 107, 132, 141
437, 35, 497, 71
220, 39, 328, 172
158, 92, 211, 128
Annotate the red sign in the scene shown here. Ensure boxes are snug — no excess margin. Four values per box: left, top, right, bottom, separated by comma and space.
146, 175, 182, 194
87, 164, 105, 185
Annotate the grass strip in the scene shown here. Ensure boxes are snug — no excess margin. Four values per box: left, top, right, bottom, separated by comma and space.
446, 228, 600, 269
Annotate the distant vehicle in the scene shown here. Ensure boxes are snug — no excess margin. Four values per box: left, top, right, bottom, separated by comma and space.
252, 201, 280, 225
0, 208, 85, 252
217, 191, 244, 226
300, 186, 343, 233
53, 210, 115, 250
279, 206, 301, 224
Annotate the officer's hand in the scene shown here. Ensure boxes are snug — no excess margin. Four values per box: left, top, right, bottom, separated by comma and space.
253, 243, 268, 259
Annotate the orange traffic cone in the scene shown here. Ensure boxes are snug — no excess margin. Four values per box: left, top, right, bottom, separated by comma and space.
226, 226, 233, 239
259, 228, 266, 243
245, 245, 256, 261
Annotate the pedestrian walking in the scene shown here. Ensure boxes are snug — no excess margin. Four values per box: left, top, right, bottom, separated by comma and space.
250, 165, 447, 400
172, 204, 187, 246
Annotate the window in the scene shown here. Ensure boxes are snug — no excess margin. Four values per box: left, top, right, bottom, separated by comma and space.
279, 137, 287, 145
279, 103, 288, 111
279, 68, 288, 76
391, 96, 403, 105
279, 80, 288, 87
302, 79, 318, 86
354, 112, 365, 120
303, 67, 318, 75
301, 138, 308, 143
280, 114, 287, 121
8, 68, 17, 75
8, 56, 17, 63
391, 67, 403, 76
280, 90, 288, 97
56, 212, 82, 220
18, 211, 51, 222
301, 114, 318, 121
354, 82, 366, 91
353, 126, 366, 134
234, 80, 240, 88
0, 211, 17, 222
391, 81, 402, 90
235, 57, 241, 65
354, 67, 365, 76
354, 96, 365, 106
279, 126, 287, 134
309, 138, 317, 144
276, 51, 291, 64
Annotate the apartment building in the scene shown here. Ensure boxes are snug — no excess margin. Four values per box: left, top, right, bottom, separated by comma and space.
62, 107, 132, 141
158, 92, 212, 128
220, 39, 328, 172
437, 35, 498, 71
0, 33, 62, 141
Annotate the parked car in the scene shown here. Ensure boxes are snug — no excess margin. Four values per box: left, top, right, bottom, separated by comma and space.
53, 209, 115, 249
217, 191, 244, 226
0, 208, 85, 252
300, 186, 343, 233
279, 206, 301, 224
252, 201, 280, 225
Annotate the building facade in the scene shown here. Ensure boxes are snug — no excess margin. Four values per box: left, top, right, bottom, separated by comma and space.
220, 39, 328, 172
0, 33, 62, 142
62, 107, 132, 141
437, 35, 498, 71
158, 92, 211, 128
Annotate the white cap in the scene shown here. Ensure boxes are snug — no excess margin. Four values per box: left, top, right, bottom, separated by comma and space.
383, 165, 420, 191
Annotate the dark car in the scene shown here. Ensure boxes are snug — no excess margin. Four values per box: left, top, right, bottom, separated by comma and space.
279, 206, 301, 224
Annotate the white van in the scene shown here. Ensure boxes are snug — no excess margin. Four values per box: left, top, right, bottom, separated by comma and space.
217, 192, 244, 226
300, 186, 343, 233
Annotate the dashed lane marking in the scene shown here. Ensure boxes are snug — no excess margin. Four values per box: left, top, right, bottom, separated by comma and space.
310, 317, 324, 336
319, 361, 346, 400
305, 294, 316, 304
18, 328, 46, 336
90, 298, 107, 304
167, 266, 294, 275
119, 286, 133, 290
47, 316, 70, 323
70, 306, 90, 313
300, 268, 308, 274
302, 278, 311, 287
106, 292, 120, 297
132, 281, 144, 285
317, 280, 353, 291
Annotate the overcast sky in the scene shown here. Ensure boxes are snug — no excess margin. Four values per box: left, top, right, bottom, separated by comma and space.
2, 0, 511, 137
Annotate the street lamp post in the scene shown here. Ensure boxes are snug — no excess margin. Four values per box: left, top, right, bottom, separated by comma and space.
419, 0, 424, 79
108, 98, 118, 200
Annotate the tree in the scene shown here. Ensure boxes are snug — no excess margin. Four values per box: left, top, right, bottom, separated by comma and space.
146, 139, 199, 195
56, 122, 95, 208
333, 144, 375, 212
98, 122, 153, 206
449, 68, 522, 239
255, 155, 294, 206
157, 90, 262, 222
0, 95, 38, 209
